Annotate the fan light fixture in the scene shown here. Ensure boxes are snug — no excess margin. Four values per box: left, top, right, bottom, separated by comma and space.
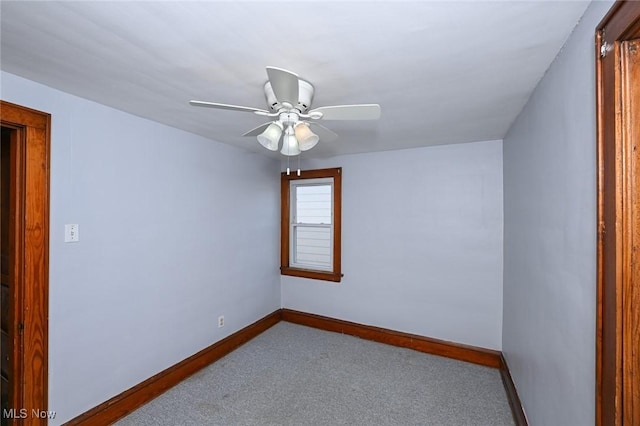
281, 126, 301, 156
255, 120, 319, 155
257, 122, 283, 151
294, 123, 319, 151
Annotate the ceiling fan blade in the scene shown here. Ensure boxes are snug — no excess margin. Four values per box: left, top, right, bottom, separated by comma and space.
242, 122, 272, 137
266, 66, 299, 107
189, 100, 269, 114
308, 122, 338, 142
309, 104, 381, 120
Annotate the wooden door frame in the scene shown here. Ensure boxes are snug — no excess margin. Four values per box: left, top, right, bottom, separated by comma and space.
596, 2, 640, 425
0, 101, 50, 424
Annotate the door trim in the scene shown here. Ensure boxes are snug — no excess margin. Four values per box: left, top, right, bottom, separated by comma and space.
0, 100, 50, 424
596, 2, 640, 425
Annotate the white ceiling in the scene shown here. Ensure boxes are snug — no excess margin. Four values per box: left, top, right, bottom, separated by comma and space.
1, 1, 589, 158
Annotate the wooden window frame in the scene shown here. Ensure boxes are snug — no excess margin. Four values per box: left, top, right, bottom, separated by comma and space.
281, 167, 342, 282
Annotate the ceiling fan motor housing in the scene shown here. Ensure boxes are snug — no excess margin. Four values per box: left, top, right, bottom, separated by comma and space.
264, 79, 314, 113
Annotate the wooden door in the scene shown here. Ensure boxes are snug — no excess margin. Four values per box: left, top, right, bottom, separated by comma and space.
596, 2, 640, 425
621, 36, 640, 425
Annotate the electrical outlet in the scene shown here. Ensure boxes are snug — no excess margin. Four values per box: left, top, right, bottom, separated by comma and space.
218, 315, 224, 328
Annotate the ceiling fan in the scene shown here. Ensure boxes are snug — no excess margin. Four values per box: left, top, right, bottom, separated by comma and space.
190, 67, 381, 156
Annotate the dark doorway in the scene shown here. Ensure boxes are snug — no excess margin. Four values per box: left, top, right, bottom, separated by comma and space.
1, 126, 13, 426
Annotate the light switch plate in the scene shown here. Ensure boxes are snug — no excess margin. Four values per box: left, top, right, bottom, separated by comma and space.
65, 224, 79, 242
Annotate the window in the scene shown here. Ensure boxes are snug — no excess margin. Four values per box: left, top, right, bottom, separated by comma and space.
281, 167, 342, 282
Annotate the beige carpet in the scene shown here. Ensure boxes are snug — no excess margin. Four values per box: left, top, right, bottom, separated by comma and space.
116, 322, 514, 426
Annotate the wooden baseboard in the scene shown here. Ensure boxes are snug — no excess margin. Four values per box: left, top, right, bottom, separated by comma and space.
499, 354, 528, 426
281, 309, 502, 368
63, 310, 282, 425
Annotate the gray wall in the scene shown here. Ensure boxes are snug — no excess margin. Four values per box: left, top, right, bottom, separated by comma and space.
282, 140, 504, 350
1, 72, 281, 425
502, 1, 613, 425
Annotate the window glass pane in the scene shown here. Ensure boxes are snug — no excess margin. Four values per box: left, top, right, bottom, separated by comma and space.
296, 184, 332, 224
294, 225, 331, 269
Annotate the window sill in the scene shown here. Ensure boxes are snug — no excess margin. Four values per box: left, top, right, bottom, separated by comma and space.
280, 267, 342, 283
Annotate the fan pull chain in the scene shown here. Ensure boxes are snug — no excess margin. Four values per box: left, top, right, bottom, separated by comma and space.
286, 155, 290, 176
297, 155, 301, 176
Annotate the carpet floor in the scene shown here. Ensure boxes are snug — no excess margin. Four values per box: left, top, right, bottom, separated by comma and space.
116, 322, 514, 425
